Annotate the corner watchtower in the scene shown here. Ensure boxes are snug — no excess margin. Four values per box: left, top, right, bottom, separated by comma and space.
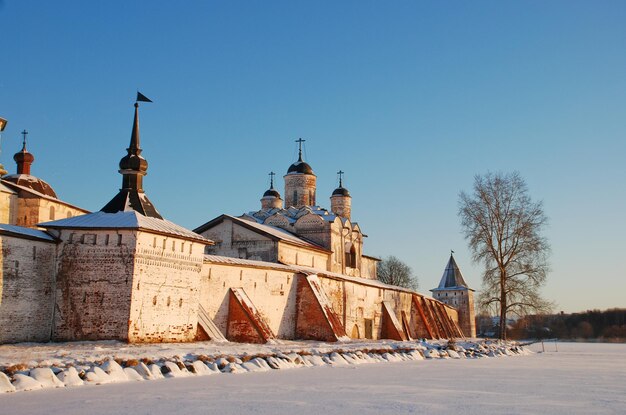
430, 253, 476, 337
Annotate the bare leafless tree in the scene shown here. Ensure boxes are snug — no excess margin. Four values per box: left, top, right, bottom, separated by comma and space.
459, 172, 552, 340
377, 256, 418, 290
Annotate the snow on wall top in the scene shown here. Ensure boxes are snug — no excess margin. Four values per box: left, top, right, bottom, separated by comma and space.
39, 211, 212, 243
204, 254, 316, 274
0, 223, 55, 241
204, 254, 434, 298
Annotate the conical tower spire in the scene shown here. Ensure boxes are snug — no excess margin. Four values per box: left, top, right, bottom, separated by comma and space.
101, 100, 162, 218
117, 103, 148, 191
437, 252, 468, 289
128, 103, 142, 158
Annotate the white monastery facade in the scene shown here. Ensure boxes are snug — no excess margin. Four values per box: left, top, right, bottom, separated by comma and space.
0, 102, 476, 345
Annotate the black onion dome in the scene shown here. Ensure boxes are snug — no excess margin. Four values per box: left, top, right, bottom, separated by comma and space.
332, 186, 350, 197
287, 160, 314, 174
119, 152, 148, 172
263, 188, 281, 198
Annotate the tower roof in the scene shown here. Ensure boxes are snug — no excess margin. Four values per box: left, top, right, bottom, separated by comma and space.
263, 188, 281, 198
263, 171, 281, 198
286, 138, 314, 175
3, 174, 58, 198
13, 130, 35, 174
332, 170, 350, 197
39, 211, 211, 243
432, 253, 470, 291
118, 103, 148, 174
4, 130, 58, 198
101, 101, 162, 219
332, 186, 350, 196
287, 159, 314, 175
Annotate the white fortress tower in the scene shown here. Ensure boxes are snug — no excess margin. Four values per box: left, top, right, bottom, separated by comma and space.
430, 253, 476, 338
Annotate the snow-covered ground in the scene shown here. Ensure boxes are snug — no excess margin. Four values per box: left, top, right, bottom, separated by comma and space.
1, 341, 624, 414
0, 338, 491, 368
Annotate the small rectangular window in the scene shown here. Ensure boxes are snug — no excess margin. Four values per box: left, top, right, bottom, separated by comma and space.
117, 234, 123, 246
105, 234, 110, 246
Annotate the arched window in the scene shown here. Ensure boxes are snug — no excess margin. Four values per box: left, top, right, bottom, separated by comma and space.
349, 245, 357, 268
345, 243, 357, 268
49, 206, 55, 220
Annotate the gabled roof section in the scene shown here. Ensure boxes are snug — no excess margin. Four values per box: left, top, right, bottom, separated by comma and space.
195, 214, 329, 253
0, 224, 55, 242
39, 211, 212, 244
431, 254, 471, 291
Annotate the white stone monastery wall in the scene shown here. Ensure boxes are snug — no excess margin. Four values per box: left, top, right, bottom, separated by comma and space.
0, 235, 56, 343
127, 231, 205, 342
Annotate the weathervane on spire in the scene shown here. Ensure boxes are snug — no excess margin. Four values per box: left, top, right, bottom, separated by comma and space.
269, 171, 276, 188
337, 170, 344, 187
136, 91, 153, 105
295, 137, 305, 160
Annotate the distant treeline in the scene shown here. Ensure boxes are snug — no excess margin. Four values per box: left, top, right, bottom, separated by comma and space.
507, 308, 626, 341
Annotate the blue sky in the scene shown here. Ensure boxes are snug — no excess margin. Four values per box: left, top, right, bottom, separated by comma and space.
1, 1, 624, 312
